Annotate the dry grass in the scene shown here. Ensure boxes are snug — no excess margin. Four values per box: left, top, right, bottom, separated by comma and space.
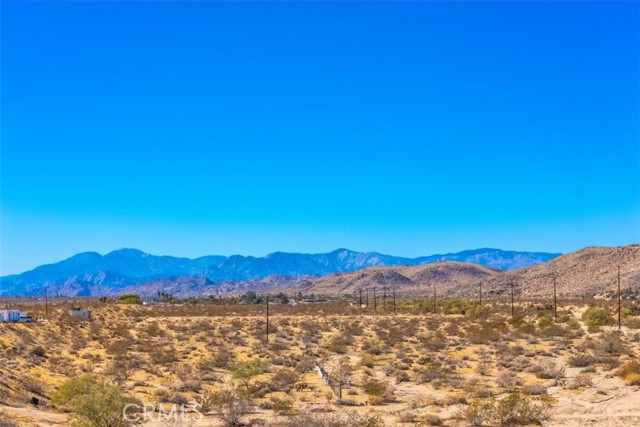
0, 298, 639, 426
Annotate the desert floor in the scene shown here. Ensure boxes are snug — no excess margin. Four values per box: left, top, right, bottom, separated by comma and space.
1, 299, 639, 426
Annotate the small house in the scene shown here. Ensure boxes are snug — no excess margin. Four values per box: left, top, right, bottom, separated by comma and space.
18, 312, 32, 323
0, 310, 21, 322
69, 308, 90, 319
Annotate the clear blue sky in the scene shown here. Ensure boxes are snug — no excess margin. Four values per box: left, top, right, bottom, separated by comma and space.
1, 1, 639, 275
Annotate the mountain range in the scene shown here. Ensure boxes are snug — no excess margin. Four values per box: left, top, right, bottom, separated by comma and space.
299, 245, 640, 299
0, 247, 560, 297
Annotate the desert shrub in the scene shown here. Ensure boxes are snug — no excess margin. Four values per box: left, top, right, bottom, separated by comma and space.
22, 375, 45, 395
465, 304, 491, 319
421, 414, 443, 426
328, 333, 354, 354
467, 323, 500, 344
496, 371, 523, 392
537, 315, 554, 330
396, 370, 410, 384
270, 397, 294, 415
276, 412, 384, 427
463, 394, 552, 427
462, 400, 495, 427
207, 390, 254, 427
568, 353, 596, 367
521, 383, 547, 395
413, 362, 454, 384
421, 331, 448, 351
533, 360, 565, 380
269, 369, 300, 392
359, 354, 375, 368
149, 346, 178, 365
362, 379, 395, 404
200, 349, 234, 370
568, 373, 593, 389
295, 356, 315, 373
361, 339, 384, 355
617, 360, 640, 385
475, 362, 491, 376
625, 316, 640, 329
597, 331, 627, 355
491, 394, 552, 426
582, 307, 614, 332
31, 346, 47, 358
51, 375, 140, 427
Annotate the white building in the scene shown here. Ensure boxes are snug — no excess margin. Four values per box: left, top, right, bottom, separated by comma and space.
18, 312, 32, 323
69, 308, 90, 319
0, 310, 21, 322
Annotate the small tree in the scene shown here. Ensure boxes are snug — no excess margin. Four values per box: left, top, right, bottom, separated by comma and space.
229, 360, 265, 392
52, 375, 141, 427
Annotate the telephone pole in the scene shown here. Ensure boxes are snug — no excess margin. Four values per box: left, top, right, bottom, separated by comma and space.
618, 266, 622, 330
433, 282, 437, 314
266, 294, 270, 343
479, 282, 482, 306
392, 284, 396, 312
373, 288, 377, 311
366, 289, 369, 309
510, 280, 515, 320
383, 287, 387, 311
359, 289, 362, 307
553, 274, 558, 323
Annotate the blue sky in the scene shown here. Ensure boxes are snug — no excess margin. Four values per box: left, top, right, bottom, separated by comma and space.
1, 1, 639, 275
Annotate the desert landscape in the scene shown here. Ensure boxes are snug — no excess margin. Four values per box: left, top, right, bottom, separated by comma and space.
1, 258, 639, 427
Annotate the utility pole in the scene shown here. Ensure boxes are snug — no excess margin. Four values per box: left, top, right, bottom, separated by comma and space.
553, 274, 558, 323
373, 288, 377, 311
266, 294, 270, 343
618, 266, 622, 330
392, 284, 396, 313
479, 282, 482, 306
510, 280, 515, 320
45, 287, 49, 318
366, 289, 369, 309
383, 287, 387, 311
433, 282, 437, 314
359, 289, 362, 307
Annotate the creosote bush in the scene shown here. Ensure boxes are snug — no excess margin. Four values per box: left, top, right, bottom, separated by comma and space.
617, 360, 640, 385
462, 393, 552, 427
51, 375, 141, 427
582, 307, 615, 332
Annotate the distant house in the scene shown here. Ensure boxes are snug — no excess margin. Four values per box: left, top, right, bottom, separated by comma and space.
142, 300, 161, 306
18, 312, 32, 323
69, 308, 91, 319
0, 310, 21, 322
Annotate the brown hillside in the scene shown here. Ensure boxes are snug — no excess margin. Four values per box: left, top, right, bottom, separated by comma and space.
302, 261, 501, 296
467, 244, 640, 298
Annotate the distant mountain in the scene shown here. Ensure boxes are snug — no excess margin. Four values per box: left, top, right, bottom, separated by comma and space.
0, 247, 561, 296
300, 262, 501, 297
415, 248, 560, 271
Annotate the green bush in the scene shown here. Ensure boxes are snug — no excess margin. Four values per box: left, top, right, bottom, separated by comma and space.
118, 294, 142, 305
582, 307, 614, 332
51, 375, 140, 427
